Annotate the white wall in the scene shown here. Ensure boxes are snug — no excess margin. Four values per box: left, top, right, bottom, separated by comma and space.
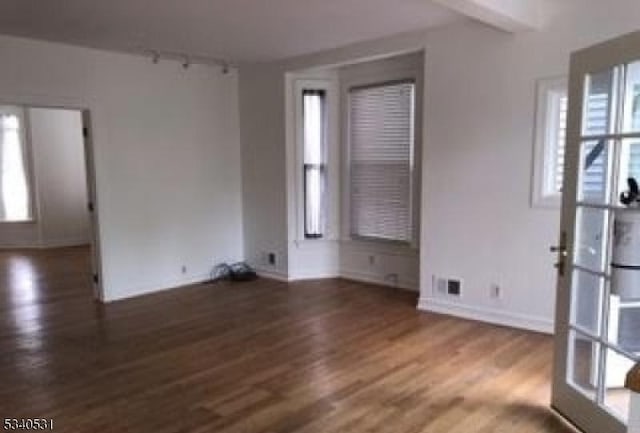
240, 31, 430, 282
242, 49, 425, 288
418, 0, 640, 333
0, 34, 244, 301
30, 108, 90, 247
240, 0, 640, 333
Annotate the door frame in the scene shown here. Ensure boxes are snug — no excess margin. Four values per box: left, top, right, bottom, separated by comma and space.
0, 96, 104, 301
552, 30, 640, 433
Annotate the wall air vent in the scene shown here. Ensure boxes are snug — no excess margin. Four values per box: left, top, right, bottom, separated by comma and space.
433, 276, 463, 298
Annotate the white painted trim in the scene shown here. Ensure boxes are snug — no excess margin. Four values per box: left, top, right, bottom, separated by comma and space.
104, 273, 211, 302
418, 296, 554, 334
0, 238, 90, 249
531, 76, 567, 209
40, 238, 90, 248
432, 0, 543, 32
255, 269, 291, 282
342, 269, 418, 291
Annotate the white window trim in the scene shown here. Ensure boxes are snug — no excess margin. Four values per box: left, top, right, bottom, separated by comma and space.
292, 79, 340, 242
532, 76, 568, 209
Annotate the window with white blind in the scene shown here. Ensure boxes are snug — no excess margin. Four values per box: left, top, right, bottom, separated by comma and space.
0, 107, 33, 222
349, 80, 415, 242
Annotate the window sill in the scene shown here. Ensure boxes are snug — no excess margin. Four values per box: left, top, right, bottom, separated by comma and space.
0, 219, 37, 225
532, 194, 562, 209
342, 238, 419, 255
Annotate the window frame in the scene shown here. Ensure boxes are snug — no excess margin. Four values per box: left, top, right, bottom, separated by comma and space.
0, 106, 37, 224
346, 78, 417, 244
302, 88, 328, 239
532, 76, 569, 209
292, 79, 338, 243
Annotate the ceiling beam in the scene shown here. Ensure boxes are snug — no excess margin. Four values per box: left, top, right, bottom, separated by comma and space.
433, 0, 543, 32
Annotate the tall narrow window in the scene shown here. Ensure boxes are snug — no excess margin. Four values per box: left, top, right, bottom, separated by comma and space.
0, 107, 32, 222
349, 81, 415, 243
303, 90, 327, 238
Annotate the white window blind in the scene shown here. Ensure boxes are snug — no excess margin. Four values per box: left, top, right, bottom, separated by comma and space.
349, 81, 415, 242
0, 107, 32, 222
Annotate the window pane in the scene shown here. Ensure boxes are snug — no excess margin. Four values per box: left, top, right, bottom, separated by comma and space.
550, 94, 568, 194
617, 139, 640, 203
302, 90, 326, 238
350, 82, 415, 242
574, 206, 608, 272
0, 110, 31, 222
577, 140, 611, 205
567, 329, 599, 401
570, 268, 604, 336
582, 68, 618, 137
303, 91, 325, 165
304, 165, 324, 237
623, 61, 640, 133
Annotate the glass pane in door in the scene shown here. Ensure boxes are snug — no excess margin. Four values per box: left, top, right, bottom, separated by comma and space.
574, 207, 609, 271
577, 140, 611, 204
568, 330, 600, 400
617, 139, 640, 198
570, 269, 604, 335
623, 61, 640, 133
583, 68, 618, 136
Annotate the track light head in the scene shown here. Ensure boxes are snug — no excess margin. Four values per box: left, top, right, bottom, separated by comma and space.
151, 51, 160, 64
222, 63, 229, 75
182, 57, 190, 69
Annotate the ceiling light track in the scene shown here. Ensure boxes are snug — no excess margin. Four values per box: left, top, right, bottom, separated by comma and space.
143, 49, 233, 74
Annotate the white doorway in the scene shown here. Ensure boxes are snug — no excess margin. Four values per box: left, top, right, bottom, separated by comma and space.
0, 104, 103, 300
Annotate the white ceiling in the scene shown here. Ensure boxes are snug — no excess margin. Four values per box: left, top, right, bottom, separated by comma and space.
0, 0, 462, 64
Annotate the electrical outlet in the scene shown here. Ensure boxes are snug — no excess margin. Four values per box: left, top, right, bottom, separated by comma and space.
181, 265, 187, 274
368, 255, 375, 266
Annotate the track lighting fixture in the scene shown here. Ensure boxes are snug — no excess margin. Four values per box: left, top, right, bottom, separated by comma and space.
143, 48, 230, 71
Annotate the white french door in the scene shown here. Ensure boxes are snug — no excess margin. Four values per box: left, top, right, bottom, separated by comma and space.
553, 31, 640, 433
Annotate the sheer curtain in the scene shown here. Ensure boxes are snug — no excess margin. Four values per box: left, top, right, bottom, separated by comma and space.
0, 110, 31, 222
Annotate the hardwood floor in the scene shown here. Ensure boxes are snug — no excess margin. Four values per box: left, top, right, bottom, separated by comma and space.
0, 247, 575, 432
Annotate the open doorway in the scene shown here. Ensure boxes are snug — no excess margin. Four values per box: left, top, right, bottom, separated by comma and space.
0, 104, 102, 302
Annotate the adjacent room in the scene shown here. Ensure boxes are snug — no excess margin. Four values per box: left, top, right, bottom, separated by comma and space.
1, 1, 640, 432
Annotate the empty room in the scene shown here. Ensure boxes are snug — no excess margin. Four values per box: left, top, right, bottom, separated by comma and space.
1, 1, 640, 432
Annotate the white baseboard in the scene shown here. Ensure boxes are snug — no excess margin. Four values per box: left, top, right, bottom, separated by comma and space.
255, 268, 291, 282
0, 238, 90, 249
104, 273, 211, 303
41, 238, 90, 248
341, 269, 418, 291
288, 269, 341, 281
418, 297, 554, 335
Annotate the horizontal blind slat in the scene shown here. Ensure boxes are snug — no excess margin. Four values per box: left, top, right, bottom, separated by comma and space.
349, 82, 414, 242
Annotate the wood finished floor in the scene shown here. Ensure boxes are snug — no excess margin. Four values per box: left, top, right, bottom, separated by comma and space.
0, 247, 576, 433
